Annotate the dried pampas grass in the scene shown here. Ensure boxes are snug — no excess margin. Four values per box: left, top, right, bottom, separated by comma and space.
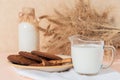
39, 0, 120, 55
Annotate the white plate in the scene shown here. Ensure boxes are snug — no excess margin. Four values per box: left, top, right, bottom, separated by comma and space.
8, 55, 73, 72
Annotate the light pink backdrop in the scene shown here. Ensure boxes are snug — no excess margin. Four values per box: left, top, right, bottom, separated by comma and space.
0, 0, 120, 53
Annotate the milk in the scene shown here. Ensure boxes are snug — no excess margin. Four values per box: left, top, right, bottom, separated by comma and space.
71, 44, 104, 74
19, 22, 39, 52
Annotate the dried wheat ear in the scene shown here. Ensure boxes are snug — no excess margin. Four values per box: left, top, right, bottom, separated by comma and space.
39, 0, 120, 55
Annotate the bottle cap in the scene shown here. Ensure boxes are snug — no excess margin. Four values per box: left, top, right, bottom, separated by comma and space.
21, 7, 35, 17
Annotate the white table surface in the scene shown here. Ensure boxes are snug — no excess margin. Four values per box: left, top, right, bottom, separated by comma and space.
1, 51, 120, 80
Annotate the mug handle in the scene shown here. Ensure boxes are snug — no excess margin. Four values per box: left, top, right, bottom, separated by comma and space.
102, 45, 116, 69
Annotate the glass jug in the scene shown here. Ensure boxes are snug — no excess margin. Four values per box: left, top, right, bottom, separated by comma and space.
69, 35, 116, 75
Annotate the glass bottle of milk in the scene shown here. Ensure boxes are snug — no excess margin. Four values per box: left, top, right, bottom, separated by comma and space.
18, 7, 39, 52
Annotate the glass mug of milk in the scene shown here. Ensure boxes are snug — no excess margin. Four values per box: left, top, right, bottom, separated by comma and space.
69, 35, 116, 75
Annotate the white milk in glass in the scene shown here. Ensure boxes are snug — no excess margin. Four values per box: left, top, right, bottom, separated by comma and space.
71, 44, 104, 74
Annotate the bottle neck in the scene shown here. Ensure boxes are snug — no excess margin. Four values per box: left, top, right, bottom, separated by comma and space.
19, 12, 39, 28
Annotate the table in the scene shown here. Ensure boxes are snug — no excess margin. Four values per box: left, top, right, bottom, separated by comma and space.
112, 49, 120, 72
0, 50, 120, 80
0, 53, 32, 80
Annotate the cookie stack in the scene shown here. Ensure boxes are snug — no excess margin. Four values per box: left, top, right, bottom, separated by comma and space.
7, 51, 72, 66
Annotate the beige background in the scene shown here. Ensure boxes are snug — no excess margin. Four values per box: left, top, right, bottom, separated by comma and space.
0, 0, 120, 53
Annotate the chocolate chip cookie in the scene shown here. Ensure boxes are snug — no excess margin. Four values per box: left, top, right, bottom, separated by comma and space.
29, 59, 50, 66
31, 51, 62, 60
7, 55, 37, 65
19, 51, 42, 62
